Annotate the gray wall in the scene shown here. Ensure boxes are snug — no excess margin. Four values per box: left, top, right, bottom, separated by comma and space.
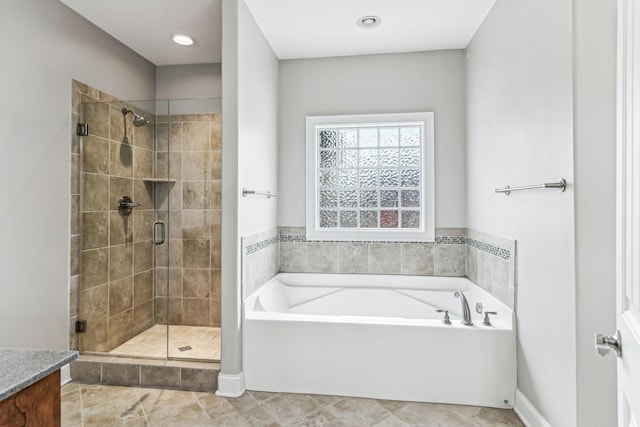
573, 0, 617, 424
277, 51, 467, 229
466, 0, 576, 425
220, 0, 279, 382
156, 63, 222, 100
0, 0, 155, 349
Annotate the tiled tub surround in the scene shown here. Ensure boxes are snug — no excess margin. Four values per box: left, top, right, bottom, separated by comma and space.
242, 228, 280, 297
466, 229, 516, 310
74, 81, 156, 353
153, 113, 222, 328
243, 227, 515, 310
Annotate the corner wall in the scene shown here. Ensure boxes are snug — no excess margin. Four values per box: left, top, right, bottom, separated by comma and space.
219, 0, 279, 389
572, 0, 617, 424
466, 1, 576, 425
0, 0, 155, 350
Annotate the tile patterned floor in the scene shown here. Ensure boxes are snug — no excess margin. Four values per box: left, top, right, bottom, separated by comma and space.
109, 325, 220, 361
61, 383, 525, 427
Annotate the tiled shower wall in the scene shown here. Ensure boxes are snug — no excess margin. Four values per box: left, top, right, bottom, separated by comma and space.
153, 114, 222, 327
72, 80, 156, 352
242, 227, 516, 310
70, 82, 223, 353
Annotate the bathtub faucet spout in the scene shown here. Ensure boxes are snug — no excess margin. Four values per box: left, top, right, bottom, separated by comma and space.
454, 291, 473, 326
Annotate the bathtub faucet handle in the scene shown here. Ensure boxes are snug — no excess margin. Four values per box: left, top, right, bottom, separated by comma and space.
483, 311, 497, 326
436, 309, 451, 325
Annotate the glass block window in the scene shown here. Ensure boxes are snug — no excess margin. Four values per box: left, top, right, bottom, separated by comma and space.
306, 113, 435, 242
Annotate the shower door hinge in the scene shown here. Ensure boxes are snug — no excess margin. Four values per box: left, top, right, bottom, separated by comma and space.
76, 123, 89, 136
75, 320, 87, 333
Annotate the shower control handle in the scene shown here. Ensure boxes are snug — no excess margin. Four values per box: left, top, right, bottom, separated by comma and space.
118, 195, 141, 216
152, 221, 165, 245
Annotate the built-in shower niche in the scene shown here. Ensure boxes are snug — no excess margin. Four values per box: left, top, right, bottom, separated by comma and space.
71, 81, 222, 363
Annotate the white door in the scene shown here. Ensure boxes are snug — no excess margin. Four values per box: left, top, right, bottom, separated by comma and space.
613, 0, 640, 425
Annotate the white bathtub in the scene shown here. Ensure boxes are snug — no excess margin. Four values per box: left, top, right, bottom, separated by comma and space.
243, 273, 516, 408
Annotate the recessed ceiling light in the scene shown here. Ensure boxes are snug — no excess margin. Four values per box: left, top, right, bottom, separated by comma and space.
356, 16, 381, 29
171, 33, 195, 46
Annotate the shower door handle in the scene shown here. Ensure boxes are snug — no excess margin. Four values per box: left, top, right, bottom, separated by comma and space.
152, 221, 165, 245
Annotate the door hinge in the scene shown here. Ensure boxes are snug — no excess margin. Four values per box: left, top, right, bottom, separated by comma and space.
76, 123, 89, 136
75, 320, 87, 333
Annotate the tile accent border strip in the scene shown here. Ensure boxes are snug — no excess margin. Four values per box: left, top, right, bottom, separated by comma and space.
246, 236, 280, 255
247, 232, 510, 261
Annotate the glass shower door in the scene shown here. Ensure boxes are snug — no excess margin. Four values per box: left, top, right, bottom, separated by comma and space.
78, 93, 169, 359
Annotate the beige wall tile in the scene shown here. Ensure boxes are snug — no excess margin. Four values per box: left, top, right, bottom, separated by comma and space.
133, 119, 153, 151
110, 177, 134, 212
108, 276, 133, 316
134, 240, 154, 273
133, 179, 154, 211
109, 104, 132, 144
81, 248, 108, 289
210, 151, 222, 180
109, 244, 134, 281
71, 195, 80, 235
70, 235, 80, 276
209, 298, 221, 327
71, 114, 80, 154
133, 210, 154, 242
156, 123, 169, 152
83, 212, 109, 250
82, 98, 109, 138
110, 141, 133, 177
169, 123, 183, 152
155, 297, 167, 324
83, 136, 110, 174
183, 122, 209, 151
210, 239, 221, 269
173, 114, 197, 122
183, 298, 209, 326
183, 181, 210, 209
134, 301, 154, 331
133, 147, 153, 179
169, 238, 183, 268
211, 210, 221, 239
168, 298, 183, 324
183, 152, 210, 181
134, 270, 154, 303
183, 210, 210, 239
83, 173, 110, 211
109, 212, 133, 246
109, 308, 134, 349
183, 269, 211, 298
183, 239, 210, 268
210, 180, 222, 209
210, 122, 222, 150
211, 269, 221, 300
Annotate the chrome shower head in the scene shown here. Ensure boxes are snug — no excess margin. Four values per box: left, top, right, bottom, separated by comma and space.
121, 107, 150, 127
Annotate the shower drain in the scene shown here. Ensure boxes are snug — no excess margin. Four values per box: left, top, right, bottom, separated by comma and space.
178, 345, 193, 352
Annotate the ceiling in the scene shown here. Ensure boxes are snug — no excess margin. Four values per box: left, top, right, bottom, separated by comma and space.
60, 0, 495, 65
244, 0, 496, 60
59, 0, 222, 66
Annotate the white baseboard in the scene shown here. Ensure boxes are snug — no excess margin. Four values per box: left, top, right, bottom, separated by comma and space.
60, 364, 72, 386
216, 372, 246, 397
515, 389, 552, 427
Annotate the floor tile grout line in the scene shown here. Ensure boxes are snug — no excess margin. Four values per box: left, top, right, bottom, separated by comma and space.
191, 390, 214, 421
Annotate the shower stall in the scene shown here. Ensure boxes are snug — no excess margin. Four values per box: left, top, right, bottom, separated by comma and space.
70, 80, 222, 362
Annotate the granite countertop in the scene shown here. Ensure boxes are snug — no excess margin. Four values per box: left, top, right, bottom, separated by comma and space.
0, 348, 78, 401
